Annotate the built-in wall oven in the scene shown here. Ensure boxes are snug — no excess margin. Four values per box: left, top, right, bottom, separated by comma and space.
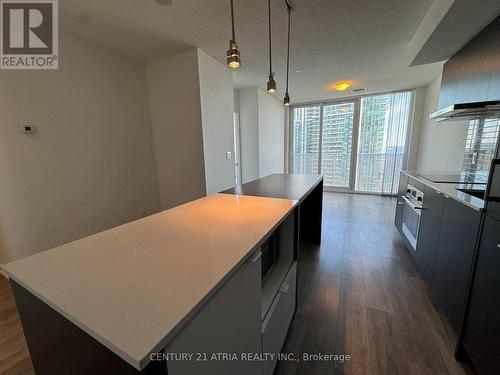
401, 184, 424, 251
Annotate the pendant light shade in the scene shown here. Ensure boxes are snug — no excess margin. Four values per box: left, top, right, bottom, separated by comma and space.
267, 74, 277, 93
266, 0, 276, 92
226, 0, 241, 69
284, 3, 292, 106
284, 92, 290, 106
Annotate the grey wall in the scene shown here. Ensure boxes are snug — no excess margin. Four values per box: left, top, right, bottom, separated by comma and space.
198, 50, 236, 193
0, 31, 160, 263
416, 76, 468, 171
146, 49, 207, 210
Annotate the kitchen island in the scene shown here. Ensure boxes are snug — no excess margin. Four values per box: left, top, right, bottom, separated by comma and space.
222, 174, 323, 245
2, 193, 301, 375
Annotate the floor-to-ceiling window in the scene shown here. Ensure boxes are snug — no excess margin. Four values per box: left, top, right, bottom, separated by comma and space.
320, 102, 356, 188
291, 105, 321, 174
356, 91, 413, 194
290, 90, 414, 195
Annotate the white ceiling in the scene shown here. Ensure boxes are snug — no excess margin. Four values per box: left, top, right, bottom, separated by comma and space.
60, 0, 445, 104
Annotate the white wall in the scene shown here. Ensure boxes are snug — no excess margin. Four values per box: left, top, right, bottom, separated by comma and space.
238, 89, 260, 183
258, 90, 285, 177
416, 76, 469, 172
0, 31, 160, 264
237, 88, 285, 182
406, 87, 425, 170
197, 50, 236, 193
146, 49, 207, 209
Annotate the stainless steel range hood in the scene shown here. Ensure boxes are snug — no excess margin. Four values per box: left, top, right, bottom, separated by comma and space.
430, 101, 500, 122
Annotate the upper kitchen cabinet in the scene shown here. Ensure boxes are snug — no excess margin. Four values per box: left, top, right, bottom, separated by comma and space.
437, 16, 500, 111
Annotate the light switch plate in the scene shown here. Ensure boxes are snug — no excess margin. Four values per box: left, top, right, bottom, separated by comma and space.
226, 151, 232, 160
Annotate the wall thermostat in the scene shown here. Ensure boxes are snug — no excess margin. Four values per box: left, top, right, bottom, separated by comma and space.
20, 124, 35, 135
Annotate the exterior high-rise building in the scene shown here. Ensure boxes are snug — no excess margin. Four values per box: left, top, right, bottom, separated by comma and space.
291, 91, 412, 194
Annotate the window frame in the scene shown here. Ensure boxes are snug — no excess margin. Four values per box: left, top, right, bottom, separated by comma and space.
289, 89, 415, 194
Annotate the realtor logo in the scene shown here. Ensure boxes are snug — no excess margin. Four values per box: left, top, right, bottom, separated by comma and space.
1, 0, 58, 69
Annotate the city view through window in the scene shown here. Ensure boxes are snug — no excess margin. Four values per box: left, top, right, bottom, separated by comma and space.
291, 91, 413, 194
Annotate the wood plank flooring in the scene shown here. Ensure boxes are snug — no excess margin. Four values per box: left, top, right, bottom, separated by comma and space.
0, 192, 474, 374
276, 192, 474, 375
0, 274, 33, 375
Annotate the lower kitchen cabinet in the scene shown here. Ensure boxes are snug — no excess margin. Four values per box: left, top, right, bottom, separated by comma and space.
415, 187, 445, 286
463, 215, 500, 375
262, 262, 297, 375
431, 196, 481, 333
166, 251, 263, 375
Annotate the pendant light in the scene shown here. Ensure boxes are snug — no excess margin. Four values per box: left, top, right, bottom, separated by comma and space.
266, 0, 276, 93
283, 2, 292, 106
226, 0, 241, 69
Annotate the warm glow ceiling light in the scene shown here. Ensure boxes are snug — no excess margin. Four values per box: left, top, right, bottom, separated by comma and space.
226, 0, 241, 69
266, 0, 276, 93
331, 81, 352, 91
283, 2, 292, 106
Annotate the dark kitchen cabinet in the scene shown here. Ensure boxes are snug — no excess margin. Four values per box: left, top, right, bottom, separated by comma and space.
463, 216, 500, 375
394, 172, 409, 235
437, 16, 500, 110
452, 29, 491, 105
415, 187, 445, 287
431, 196, 481, 333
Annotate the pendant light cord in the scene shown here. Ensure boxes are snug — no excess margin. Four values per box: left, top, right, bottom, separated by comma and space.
285, 5, 290, 93
268, 0, 272, 76
230, 0, 236, 41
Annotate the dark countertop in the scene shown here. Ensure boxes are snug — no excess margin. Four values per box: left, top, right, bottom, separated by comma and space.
221, 174, 323, 203
402, 170, 485, 211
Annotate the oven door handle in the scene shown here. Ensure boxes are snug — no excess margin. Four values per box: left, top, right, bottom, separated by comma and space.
401, 195, 423, 210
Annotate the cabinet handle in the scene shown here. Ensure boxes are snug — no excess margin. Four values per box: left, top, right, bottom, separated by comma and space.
279, 283, 290, 294
248, 250, 262, 263
398, 202, 404, 205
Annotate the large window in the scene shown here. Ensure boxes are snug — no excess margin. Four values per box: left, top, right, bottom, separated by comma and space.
291, 105, 321, 175
356, 91, 413, 194
462, 117, 500, 182
290, 91, 414, 194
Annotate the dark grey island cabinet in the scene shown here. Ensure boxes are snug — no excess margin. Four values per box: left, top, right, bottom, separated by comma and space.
2, 195, 301, 375
431, 195, 481, 333
222, 174, 323, 246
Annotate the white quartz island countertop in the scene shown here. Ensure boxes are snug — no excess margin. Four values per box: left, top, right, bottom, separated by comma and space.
1, 193, 297, 370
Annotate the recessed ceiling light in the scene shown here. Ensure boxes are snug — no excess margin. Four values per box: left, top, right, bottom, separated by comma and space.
330, 81, 352, 91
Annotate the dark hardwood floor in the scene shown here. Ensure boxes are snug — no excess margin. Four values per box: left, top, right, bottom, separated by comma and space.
276, 192, 474, 375
0, 192, 474, 375
0, 273, 33, 374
